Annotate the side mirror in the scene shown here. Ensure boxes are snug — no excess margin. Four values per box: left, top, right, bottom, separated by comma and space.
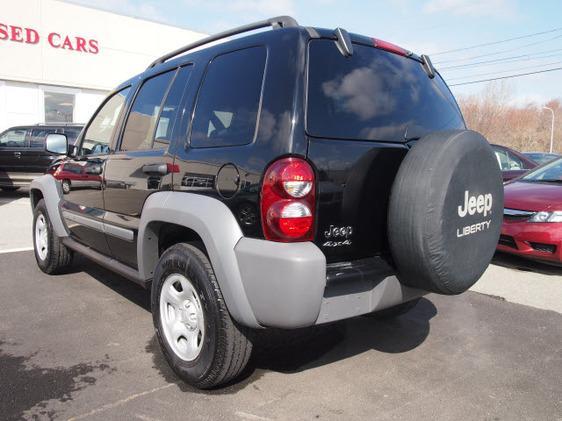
68, 144, 78, 157
45, 133, 68, 155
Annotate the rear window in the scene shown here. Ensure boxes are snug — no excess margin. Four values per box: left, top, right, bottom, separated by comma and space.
307, 40, 465, 142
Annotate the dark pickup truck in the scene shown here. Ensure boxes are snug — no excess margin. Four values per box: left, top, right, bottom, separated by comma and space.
0, 123, 83, 191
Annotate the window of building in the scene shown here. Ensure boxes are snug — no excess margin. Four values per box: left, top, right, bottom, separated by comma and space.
190, 46, 267, 148
121, 70, 176, 151
81, 88, 130, 155
45, 92, 75, 123
0, 129, 27, 148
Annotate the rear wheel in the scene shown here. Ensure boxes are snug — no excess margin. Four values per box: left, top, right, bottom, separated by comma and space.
33, 199, 73, 274
1, 186, 20, 192
61, 179, 71, 194
152, 243, 253, 389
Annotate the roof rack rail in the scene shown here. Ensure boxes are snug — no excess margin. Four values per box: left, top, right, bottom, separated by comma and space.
147, 15, 299, 69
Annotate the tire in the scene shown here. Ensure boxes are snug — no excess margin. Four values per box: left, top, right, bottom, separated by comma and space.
366, 298, 420, 319
152, 243, 253, 389
61, 179, 71, 194
33, 199, 73, 274
388, 130, 504, 295
1, 186, 20, 192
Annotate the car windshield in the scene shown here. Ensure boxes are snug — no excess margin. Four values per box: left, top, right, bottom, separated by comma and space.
521, 157, 562, 182
307, 40, 465, 142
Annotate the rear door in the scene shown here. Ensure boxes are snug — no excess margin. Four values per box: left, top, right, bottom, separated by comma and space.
306, 39, 466, 262
103, 66, 192, 268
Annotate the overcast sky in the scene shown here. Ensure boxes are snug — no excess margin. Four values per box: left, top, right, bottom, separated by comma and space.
69, 0, 562, 106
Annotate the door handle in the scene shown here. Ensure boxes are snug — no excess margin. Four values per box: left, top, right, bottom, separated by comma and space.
14, 152, 21, 158
142, 163, 170, 175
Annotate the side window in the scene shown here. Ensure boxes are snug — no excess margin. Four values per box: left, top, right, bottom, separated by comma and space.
0, 129, 28, 148
30, 128, 59, 148
154, 65, 192, 148
121, 70, 175, 151
190, 46, 267, 148
81, 88, 130, 156
493, 148, 510, 170
507, 152, 524, 170
63, 128, 82, 145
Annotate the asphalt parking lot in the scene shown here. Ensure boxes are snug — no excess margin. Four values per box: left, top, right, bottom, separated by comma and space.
1, 191, 561, 420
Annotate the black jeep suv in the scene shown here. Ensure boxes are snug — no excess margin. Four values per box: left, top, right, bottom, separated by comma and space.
29, 17, 503, 389
0, 123, 83, 191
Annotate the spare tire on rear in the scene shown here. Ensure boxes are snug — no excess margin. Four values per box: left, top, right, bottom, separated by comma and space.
388, 130, 503, 295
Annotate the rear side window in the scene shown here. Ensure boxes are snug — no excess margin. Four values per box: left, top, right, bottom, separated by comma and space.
190, 46, 266, 148
0, 129, 27, 148
307, 40, 465, 142
154, 65, 192, 147
121, 70, 176, 151
30, 128, 60, 148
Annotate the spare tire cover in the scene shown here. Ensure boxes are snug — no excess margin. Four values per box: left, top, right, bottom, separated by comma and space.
388, 130, 503, 295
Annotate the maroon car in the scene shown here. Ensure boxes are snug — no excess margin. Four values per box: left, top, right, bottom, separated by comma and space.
49, 160, 103, 194
499, 157, 562, 265
492, 144, 538, 182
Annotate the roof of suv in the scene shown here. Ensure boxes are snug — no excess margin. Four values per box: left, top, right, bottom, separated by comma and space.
115, 16, 435, 92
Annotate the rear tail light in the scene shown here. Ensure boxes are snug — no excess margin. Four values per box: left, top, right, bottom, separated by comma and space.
260, 157, 316, 242
372, 38, 409, 56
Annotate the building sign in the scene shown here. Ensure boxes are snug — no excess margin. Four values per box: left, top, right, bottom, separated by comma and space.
0, 22, 99, 54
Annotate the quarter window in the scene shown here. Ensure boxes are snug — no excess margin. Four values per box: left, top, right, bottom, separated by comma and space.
121, 70, 175, 151
154, 65, 192, 147
190, 46, 267, 148
0, 129, 27, 148
81, 88, 130, 155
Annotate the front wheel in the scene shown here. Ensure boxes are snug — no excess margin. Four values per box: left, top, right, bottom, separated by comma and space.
151, 243, 253, 389
33, 199, 73, 274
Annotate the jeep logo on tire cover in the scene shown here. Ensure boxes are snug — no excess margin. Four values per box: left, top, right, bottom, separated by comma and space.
456, 190, 493, 238
457, 190, 493, 218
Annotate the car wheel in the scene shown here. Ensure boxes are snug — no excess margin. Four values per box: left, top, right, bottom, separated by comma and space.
152, 243, 253, 389
33, 199, 73, 274
366, 298, 421, 319
61, 179, 71, 194
1, 186, 20, 192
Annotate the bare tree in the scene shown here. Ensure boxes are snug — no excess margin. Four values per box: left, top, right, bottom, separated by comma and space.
457, 82, 560, 153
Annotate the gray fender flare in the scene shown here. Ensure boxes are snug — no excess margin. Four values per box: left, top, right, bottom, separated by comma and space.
138, 191, 259, 328
30, 175, 68, 238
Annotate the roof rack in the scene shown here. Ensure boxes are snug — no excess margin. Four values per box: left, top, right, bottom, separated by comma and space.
147, 15, 299, 69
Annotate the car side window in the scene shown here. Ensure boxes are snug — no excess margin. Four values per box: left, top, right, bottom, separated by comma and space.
120, 70, 176, 151
30, 128, 60, 148
190, 46, 267, 148
81, 88, 130, 156
154, 65, 192, 148
507, 152, 524, 170
0, 129, 28, 148
493, 148, 510, 170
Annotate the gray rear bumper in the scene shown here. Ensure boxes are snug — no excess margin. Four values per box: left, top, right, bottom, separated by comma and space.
234, 238, 425, 329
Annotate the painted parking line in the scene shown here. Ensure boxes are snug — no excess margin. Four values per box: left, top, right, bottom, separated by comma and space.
0, 247, 34, 254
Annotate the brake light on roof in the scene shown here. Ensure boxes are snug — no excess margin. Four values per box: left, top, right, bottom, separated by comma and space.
260, 157, 316, 241
372, 38, 409, 56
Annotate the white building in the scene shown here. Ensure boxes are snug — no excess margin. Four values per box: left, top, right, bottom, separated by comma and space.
0, 0, 205, 132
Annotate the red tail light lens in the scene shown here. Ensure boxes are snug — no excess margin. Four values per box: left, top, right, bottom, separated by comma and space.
373, 38, 409, 56
261, 157, 315, 242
